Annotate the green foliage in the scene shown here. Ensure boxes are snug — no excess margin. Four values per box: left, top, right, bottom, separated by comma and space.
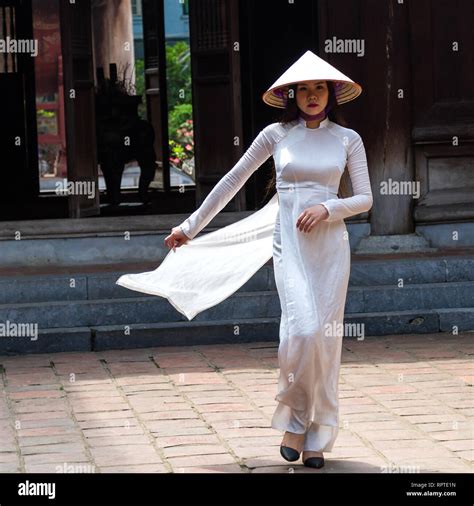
131, 41, 194, 169
169, 118, 194, 172
168, 103, 193, 136
166, 41, 192, 111
134, 58, 146, 119
166, 41, 194, 173
37, 109, 55, 118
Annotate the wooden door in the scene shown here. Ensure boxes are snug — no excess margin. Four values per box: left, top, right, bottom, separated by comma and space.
142, 0, 168, 190
0, 0, 38, 220
410, 0, 474, 223
188, 0, 245, 210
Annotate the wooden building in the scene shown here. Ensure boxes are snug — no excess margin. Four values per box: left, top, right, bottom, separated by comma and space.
1, 0, 473, 249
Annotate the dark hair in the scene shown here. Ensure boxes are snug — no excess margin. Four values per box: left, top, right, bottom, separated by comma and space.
263, 80, 351, 202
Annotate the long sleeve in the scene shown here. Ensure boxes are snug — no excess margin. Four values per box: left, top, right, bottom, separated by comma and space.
320, 132, 373, 222
178, 125, 276, 240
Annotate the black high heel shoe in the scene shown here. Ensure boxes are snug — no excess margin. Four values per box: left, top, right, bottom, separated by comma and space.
280, 444, 301, 462
303, 453, 325, 468
280, 432, 305, 462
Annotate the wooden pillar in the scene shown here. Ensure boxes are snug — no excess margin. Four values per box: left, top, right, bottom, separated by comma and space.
91, 0, 135, 84
60, 0, 100, 218
318, 0, 414, 235
188, 0, 245, 210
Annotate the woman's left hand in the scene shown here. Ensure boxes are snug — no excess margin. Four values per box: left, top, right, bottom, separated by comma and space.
296, 204, 329, 233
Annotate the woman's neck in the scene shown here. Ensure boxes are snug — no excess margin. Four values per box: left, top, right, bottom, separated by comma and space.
298, 109, 327, 129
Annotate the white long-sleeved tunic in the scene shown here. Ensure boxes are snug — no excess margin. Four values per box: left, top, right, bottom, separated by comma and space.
117, 115, 373, 452
178, 115, 372, 238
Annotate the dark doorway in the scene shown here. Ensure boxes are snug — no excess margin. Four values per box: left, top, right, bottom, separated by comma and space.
0, 0, 39, 220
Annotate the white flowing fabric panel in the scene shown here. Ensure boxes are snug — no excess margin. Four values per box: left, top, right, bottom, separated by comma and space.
116, 193, 279, 321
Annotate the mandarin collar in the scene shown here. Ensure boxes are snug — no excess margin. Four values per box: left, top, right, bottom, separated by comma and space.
298, 115, 330, 130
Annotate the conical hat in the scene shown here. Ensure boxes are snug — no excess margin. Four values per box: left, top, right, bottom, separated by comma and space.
262, 50, 362, 108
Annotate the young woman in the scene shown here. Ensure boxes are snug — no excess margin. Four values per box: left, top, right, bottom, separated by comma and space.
125, 50, 373, 469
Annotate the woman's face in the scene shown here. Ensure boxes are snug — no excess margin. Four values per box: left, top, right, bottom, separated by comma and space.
295, 80, 329, 116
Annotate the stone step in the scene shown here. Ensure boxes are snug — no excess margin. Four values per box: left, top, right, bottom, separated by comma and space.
0, 292, 279, 328
0, 256, 473, 304
1, 308, 472, 356
0, 281, 473, 330
344, 307, 474, 336
351, 280, 474, 312
0, 266, 273, 305
350, 256, 474, 286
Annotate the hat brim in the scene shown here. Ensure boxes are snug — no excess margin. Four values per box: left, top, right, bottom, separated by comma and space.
262, 80, 362, 108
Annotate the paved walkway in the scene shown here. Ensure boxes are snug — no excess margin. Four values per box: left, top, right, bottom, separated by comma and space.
0, 332, 472, 473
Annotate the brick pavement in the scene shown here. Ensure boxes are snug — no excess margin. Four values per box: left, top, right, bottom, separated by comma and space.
0, 332, 472, 474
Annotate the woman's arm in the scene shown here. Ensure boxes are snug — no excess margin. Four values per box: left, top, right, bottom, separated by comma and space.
178, 125, 276, 240
320, 132, 373, 222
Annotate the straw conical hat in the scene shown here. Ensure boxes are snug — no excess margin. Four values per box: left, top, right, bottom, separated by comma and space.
262, 50, 362, 108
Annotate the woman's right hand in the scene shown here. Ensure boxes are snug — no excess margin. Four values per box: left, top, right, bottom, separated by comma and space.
164, 227, 190, 252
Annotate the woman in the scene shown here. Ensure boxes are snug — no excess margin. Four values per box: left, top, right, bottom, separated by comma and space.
120, 50, 373, 469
